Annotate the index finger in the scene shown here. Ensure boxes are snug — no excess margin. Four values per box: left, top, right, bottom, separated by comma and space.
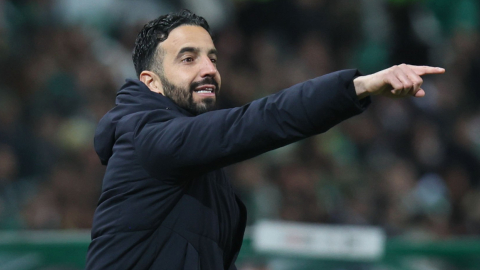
408, 65, 445, 76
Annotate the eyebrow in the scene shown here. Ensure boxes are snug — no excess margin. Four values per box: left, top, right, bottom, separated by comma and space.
176, 47, 218, 58
208, 48, 218, 56
178, 47, 198, 56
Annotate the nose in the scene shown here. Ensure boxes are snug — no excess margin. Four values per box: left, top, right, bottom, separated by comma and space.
199, 56, 218, 78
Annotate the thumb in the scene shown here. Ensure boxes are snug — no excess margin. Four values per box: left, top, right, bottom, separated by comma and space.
413, 88, 425, 97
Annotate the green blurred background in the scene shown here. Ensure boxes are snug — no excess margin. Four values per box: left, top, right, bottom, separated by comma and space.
0, 0, 480, 269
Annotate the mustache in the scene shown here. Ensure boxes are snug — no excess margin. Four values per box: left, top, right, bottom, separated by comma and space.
190, 77, 219, 92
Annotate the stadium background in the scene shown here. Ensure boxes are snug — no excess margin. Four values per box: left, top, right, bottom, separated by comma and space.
0, 0, 480, 269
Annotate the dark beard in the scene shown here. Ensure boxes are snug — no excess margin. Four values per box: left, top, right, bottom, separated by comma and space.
159, 75, 218, 115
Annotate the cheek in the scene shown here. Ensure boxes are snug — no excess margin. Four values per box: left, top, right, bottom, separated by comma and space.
164, 67, 196, 88
216, 74, 222, 90
178, 76, 195, 90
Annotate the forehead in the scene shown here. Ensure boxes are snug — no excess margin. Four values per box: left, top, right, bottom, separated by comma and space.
160, 25, 214, 54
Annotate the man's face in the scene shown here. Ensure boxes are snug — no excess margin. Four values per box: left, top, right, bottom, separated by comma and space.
157, 25, 221, 115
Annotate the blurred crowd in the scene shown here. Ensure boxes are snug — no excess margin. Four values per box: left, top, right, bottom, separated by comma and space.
0, 0, 480, 255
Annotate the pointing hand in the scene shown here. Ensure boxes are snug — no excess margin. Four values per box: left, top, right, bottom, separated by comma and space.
353, 64, 445, 99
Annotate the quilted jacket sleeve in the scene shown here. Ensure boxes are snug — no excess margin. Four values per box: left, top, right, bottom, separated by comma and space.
134, 69, 370, 179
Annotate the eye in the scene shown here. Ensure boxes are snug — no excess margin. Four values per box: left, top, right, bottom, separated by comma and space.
210, 58, 217, 64
182, 57, 194, 63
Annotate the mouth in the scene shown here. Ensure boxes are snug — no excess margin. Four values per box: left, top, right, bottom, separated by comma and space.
193, 84, 216, 97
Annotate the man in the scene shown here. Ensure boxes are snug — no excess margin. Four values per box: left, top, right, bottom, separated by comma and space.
86, 10, 444, 270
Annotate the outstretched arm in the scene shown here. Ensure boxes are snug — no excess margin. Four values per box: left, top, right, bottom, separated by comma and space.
134, 70, 368, 180
134, 65, 445, 181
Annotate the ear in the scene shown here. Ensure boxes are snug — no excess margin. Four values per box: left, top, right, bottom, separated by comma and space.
140, 71, 164, 95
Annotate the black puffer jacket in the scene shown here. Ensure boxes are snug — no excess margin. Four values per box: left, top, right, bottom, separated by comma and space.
86, 69, 370, 270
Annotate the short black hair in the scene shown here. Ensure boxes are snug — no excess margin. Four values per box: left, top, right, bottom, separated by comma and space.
132, 9, 211, 77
